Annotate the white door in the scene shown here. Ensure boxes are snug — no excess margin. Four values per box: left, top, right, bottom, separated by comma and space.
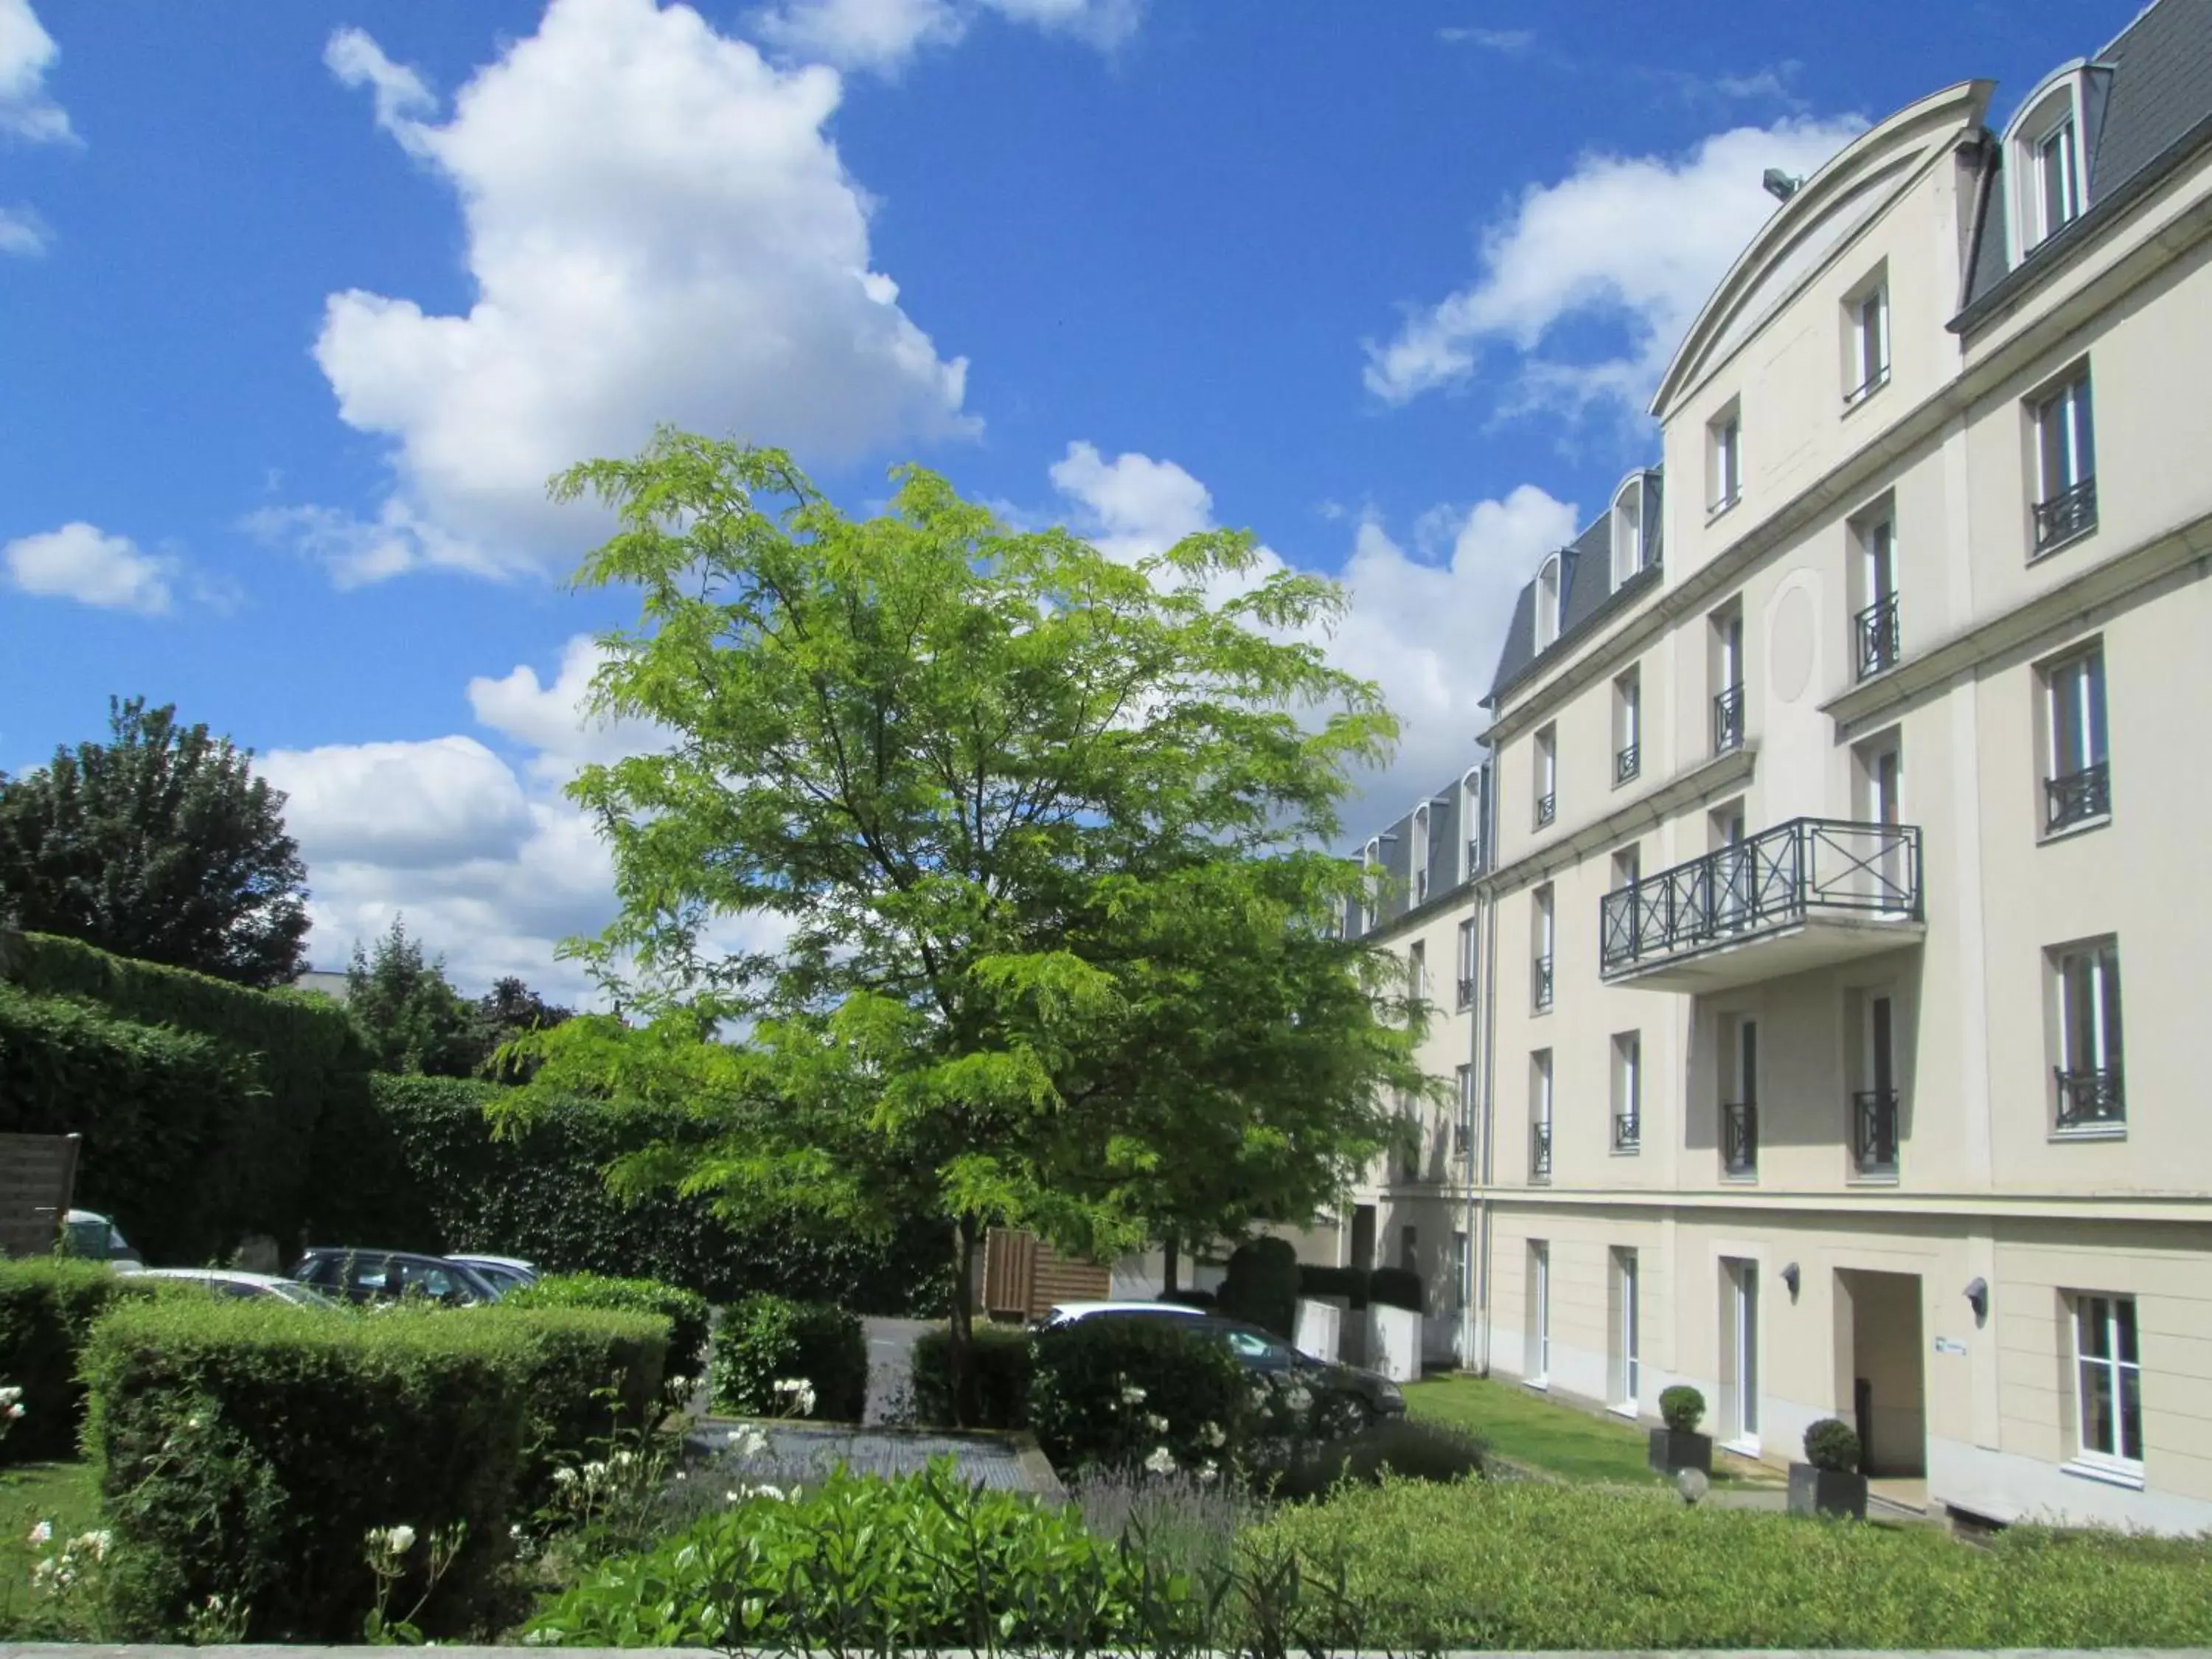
1731, 1262, 1761, 1447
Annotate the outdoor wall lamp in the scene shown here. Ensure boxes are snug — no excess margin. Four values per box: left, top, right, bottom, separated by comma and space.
1965, 1277, 1989, 1324
1780, 1262, 1800, 1299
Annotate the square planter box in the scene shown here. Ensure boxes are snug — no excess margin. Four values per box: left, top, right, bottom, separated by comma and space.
1648, 1427, 1712, 1475
1788, 1462, 1868, 1520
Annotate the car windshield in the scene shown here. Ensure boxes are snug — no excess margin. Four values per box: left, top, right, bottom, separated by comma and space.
269, 1281, 340, 1310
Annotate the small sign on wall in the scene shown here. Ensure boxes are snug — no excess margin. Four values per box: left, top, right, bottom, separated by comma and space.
1933, 1335, 1968, 1355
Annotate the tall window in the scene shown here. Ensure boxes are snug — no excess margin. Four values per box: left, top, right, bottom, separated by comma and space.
1453, 1063, 1474, 1159
2035, 118, 2082, 245
1536, 554, 1563, 650
1612, 479, 1645, 588
1408, 940, 1427, 1006
1411, 804, 1431, 905
1530, 1049, 1553, 1180
1857, 512, 1899, 679
2033, 370, 2097, 549
1711, 602, 1745, 754
1611, 1031, 1641, 1152
1709, 406, 1742, 513
1613, 668, 1641, 785
1453, 1230, 1470, 1312
1722, 1015, 1759, 1176
1534, 726, 1557, 827
2052, 938, 2124, 1130
2042, 646, 2110, 832
1531, 886, 1555, 1012
1611, 1248, 1641, 1410
1528, 1242, 1551, 1382
1847, 277, 1890, 403
1726, 1260, 1761, 1445
1462, 768, 1486, 877
1854, 990, 1899, 1176
1455, 919, 1478, 1009
2072, 1293, 2143, 1472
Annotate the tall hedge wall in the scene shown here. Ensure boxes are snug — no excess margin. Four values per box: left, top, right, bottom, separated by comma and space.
316, 1074, 953, 1313
0, 930, 371, 1262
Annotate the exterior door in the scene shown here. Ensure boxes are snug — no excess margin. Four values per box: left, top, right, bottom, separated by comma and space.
1731, 1262, 1761, 1447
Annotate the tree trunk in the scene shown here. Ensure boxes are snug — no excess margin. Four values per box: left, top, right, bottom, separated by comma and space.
950, 1214, 981, 1427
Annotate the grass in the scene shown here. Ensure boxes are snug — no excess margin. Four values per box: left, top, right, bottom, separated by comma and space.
1405, 1374, 1762, 1486
0, 1458, 101, 1639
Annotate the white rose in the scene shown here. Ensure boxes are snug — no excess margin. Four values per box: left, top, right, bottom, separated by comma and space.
1119, 1384, 1147, 1406
386, 1524, 417, 1554
0, 1385, 21, 1405
1199, 1422, 1225, 1448
552, 1467, 579, 1486
1143, 1446, 1175, 1477
29, 1520, 52, 1545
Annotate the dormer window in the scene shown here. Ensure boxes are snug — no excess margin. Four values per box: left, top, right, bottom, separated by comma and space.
2036, 116, 2082, 244
1535, 554, 1564, 650
1610, 477, 1646, 588
1412, 804, 1431, 906
1462, 768, 1486, 878
2006, 65, 2102, 262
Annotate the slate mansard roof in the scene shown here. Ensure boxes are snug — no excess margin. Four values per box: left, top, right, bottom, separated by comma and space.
1481, 469, 1663, 711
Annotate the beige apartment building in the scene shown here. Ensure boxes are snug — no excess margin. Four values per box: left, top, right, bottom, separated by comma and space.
1338, 0, 2212, 1532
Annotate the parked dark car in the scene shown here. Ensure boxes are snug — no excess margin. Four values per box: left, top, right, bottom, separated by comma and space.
1040, 1304, 1405, 1427
293, 1248, 501, 1307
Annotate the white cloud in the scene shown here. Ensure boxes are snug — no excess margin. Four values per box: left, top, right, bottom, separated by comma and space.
242, 498, 505, 587
261, 737, 535, 871
467, 633, 669, 782
1046, 442, 1577, 810
1436, 26, 1534, 54
1363, 116, 1864, 418
0, 203, 46, 255
751, 0, 1140, 74
3, 522, 177, 613
0, 0, 70, 143
276, 0, 973, 582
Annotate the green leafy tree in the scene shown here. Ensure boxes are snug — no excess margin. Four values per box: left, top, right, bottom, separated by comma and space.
346, 917, 479, 1077
471, 975, 573, 1081
507, 431, 1431, 1420
0, 697, 310, 987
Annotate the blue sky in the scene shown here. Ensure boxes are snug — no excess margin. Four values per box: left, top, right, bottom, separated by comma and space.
0, 0, 2139, 993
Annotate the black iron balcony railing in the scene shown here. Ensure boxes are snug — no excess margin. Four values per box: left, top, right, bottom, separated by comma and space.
1535, 792, 1557, 828
2034, 476, 2098, 550
2055, 1065, 2125, 1130
2045, 761, 2110, 833
1613, 1112, 1641, 1152
1856, 593, 1900, 680
1845, 364, 1891, 406
1615, 742, 1641, 785
1455, 974, 1475, 1010
1599, 816, 1922, 975
1721, 1101, 1758, 1175
1853, 1088, 1899, 1174
1713, 682, 1745, 753
1530, 1120, 1553, 1180
1531, 953, 1554, 1011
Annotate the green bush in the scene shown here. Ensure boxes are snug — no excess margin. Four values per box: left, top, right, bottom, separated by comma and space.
1367, 1266, 1423, 1313
0, 931, 371, 1261
1803, 1416, 1861, 1472
83, 1298, 532, 1641
313, 1075, 952, 1314
1216, 1237, 1300, 1338
501, 1273, 707, 1384
1297, 1264, 1369, 1307
1245, 1478, 2212, 1649
526, 1461, 1147, 1649
908, 1321, 1034, 1427
1028, 1317, 1249, 1477
0, 1257, 172, 1462
1659, 1385, 1706, 1435
482, 1305, 669, 1506
711, 1294, 866, 1422
1265, 1415, 1489, 1501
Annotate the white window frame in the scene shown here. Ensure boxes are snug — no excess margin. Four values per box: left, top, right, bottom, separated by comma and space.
1611, 1031, 1641, 1152
1709, 408, 1743, 514
1411, 804, 1430, 905
2036, 372, 2096, 504
2070, 1293, 2144, 1479
1611, 476, 1645, 588
2045, 647, 2107, 785
1535, 554, 1564, 650
2051, 938, 2124, 1130
2035, 116, 2082, 246
1461, 768, 1486, 877
1408, 939, 1427, 1005
1534, 726, 1557, 827
1528, 1242, 1551, 1386
1530, 1048, 1554, 1183
1613, 669, 1641, 783
1846, 279, 1890, 403
1613, 1248, 1641, 1413
1456, 918, 1478, 1008
1453, 1062, 1474, 1158
1731, 1261, 1761, 1448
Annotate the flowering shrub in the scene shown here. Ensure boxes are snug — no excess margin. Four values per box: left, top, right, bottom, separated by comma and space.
709, 1294, 866, 1422
1027, 1317, 1251, 1478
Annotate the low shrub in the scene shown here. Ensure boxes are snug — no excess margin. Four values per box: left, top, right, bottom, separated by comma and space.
1028, 1316, 1248, 1478
526, 1460, 1147, 1650
1366, 1266, 1423, 1313
1296, 1265, 1368, 1308
710, 1294, 866, 1422
482, 1306, 669, 1506
0, 1258, 170, 1462
1215, 1237, 1300, 1338
1659, 1385, 1706, 1435
908, 1321, 1033, 1427
1264, 1415, 1489, 1502
1245, 1478, 2212, 1649
83, 1298, 531, 1641
501, 1273, 707, 1385
1802, 1417, 1861, 1472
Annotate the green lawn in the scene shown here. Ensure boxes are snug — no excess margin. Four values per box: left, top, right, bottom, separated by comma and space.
0, 1459, 102, 1639
1406, 1374, 1762, 1486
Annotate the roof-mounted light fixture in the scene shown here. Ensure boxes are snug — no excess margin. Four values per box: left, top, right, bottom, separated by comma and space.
1763, 167, 1804, 204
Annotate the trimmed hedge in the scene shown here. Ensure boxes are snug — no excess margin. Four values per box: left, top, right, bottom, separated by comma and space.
909, 1321, 1034, 1428
84, 1298, 529, 1640
1216, 1237, 1299, 1338
1368, 1265, 1423, 1313
315, 1075, 952, 1314
710, 1294, 866, 1422
484, 1304, 670, 1506
502, 1272, 708, 1384
0, 931, 372, 1262
1028, 1316, 1250, 1477
0, 1257, 173, 1462
1298, 1265, 1369, 1308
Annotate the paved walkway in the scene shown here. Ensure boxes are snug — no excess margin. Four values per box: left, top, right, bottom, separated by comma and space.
864, 1315, 933, 1423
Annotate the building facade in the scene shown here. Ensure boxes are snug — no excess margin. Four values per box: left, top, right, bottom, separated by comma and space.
1340, 0, 2212, 1531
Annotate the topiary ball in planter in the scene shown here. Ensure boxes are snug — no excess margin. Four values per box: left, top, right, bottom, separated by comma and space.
1646, 1386, 1711, 1475
1788, 1416, 1868, 1519
1658, 1385, 1705, 1434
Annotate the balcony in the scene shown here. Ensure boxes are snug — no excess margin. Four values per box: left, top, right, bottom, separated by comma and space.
1856, 594, 1900, 681
2034, 476, 2098, 552
1853, 1089, 1898, 1176
1713, 683, 1745, 754
2055, 1065, 2125, 1130
1534, 792, 1557, 828
1531, 953, 1554, 1012
1721, 1101, 1757, 1176
1615, 743, 1641, 785
1530, 1120, 1552, 1181
1598, 817, 1924, 990
2045, 762, 2110, 833
1613, 1113, 1641, 1152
